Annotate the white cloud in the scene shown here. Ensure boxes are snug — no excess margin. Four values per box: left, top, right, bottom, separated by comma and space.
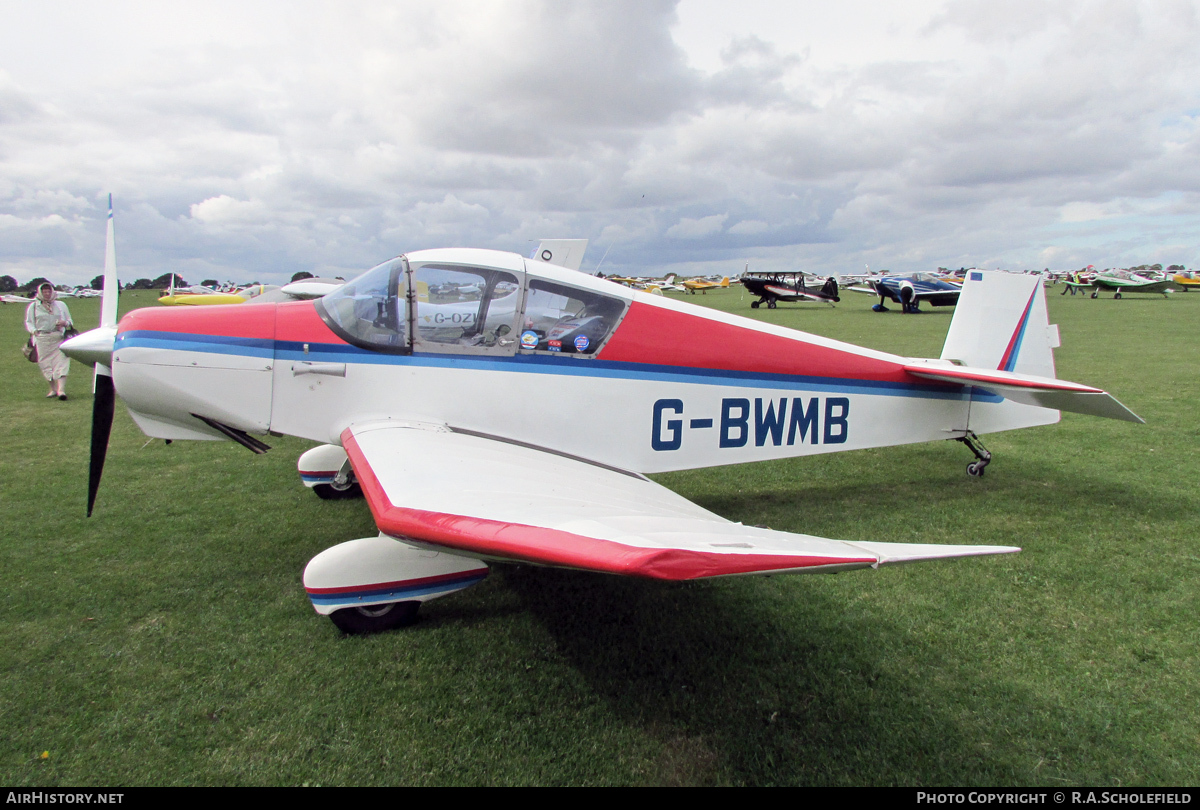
0, 0, 1199, 285
189, 195, 268, 225
1059, 202, 1114, 223
666, 213, 727, 239
729, 219, 768, 234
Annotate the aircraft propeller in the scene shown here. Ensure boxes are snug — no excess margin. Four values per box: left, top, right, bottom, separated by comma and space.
62, 194, 120, 516
87, 371, 115, 516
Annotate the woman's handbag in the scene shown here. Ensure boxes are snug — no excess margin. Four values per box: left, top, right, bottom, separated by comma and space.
22, 337, 38, 363
63, 325, 80, 340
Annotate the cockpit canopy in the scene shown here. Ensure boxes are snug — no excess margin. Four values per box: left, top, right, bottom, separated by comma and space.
317, 252, 630, 357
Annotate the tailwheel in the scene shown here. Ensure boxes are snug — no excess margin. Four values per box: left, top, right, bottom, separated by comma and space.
330, 601, 420, 634
956, 431, 992, 478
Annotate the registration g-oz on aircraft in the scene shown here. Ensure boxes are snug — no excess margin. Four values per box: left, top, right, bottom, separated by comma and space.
66, 246, 1142, 634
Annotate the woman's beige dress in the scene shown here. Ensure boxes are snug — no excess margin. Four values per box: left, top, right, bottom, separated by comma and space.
25, 300, 73, 382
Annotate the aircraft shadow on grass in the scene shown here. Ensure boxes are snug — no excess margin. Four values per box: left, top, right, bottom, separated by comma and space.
456, 456, 1178, 784
493, 559, 1149, 785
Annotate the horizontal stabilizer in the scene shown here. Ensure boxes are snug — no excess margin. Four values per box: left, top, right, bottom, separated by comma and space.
904, 364, 1143, 423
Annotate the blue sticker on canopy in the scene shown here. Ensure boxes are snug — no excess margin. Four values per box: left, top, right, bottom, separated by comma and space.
574, 335, 590, 351
520, 330, 539, 349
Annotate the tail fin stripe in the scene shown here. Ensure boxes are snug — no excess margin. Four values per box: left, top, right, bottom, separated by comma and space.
997, 286, 1038, 372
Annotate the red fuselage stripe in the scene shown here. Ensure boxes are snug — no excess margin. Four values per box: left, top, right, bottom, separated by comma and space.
597, 301, 913, 384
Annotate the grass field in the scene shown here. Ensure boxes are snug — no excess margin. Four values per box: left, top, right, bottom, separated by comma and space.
1, 285, 1196, 786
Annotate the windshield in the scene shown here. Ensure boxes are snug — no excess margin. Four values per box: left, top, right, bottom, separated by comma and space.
316, 257, 407, 350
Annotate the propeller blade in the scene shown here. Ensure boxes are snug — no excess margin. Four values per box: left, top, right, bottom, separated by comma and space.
86, 196, 120, 517
87, 368, 115, 517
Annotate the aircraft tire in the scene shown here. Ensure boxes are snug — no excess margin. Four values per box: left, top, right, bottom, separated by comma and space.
1114, 292, 1122, 299
966, 462, 985, 478
330, 601, 420, 634
751, 300, 760, 309
1091, 292, 1098, 298
767, 299, 777, 309
313, 483, 363, 500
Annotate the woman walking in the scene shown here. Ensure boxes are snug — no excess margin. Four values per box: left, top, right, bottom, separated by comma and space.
25, 282, 74, 400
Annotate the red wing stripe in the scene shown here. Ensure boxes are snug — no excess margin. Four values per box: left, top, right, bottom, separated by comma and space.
342, 430, 876, 581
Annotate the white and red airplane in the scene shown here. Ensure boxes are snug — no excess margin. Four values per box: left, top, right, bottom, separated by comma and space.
64, 221, 1142, 634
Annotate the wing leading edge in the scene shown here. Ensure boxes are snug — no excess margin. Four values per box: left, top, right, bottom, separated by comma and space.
341, 422, 1018, 580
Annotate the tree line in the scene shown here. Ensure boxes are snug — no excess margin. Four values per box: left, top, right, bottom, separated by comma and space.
1, 270, 319, 294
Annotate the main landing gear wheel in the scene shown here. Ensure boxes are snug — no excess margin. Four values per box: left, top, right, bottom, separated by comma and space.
330, 601, 420, 634
313, 482, 363, 500
767, 299, 777, 309
1114, 292, 1122, 299
966, 461, 986, 477
750, 300, 761, 308
1091, 291, 1098, 298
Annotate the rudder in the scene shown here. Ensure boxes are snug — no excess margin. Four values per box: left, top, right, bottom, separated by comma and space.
941, 271, 1060, 378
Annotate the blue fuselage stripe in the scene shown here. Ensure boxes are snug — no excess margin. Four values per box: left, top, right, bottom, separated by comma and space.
117, 330, 999, 402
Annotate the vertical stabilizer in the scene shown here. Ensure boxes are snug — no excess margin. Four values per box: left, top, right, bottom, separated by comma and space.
941, 271, 1062, 434
941, 271, 1058, 378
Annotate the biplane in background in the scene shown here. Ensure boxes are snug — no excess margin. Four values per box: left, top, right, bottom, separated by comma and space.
740, 271, 840, 309
64, 202, 1141, 635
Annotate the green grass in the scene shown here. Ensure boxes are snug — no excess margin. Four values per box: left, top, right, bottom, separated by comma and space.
0, 287, 1196, 786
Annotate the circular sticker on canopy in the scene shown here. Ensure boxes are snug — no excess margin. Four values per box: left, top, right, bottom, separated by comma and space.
541, 249, 553, 262
520, 330, 539, 349
573, 335, 590, 352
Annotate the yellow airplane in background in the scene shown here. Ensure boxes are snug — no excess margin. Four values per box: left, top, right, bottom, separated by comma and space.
159, 279, 345, 305
1171, 270, 1200, 291
682, 276, 730, 294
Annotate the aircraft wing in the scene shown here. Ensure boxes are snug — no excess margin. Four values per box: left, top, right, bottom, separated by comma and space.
341, 422, 1018, 580
762, 284, 826, 302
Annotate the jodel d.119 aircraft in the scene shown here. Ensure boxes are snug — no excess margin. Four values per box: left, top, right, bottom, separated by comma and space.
64, 210, 1141, 634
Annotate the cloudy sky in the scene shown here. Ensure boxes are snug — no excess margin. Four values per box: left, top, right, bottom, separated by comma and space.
2, 0, 1198, 285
